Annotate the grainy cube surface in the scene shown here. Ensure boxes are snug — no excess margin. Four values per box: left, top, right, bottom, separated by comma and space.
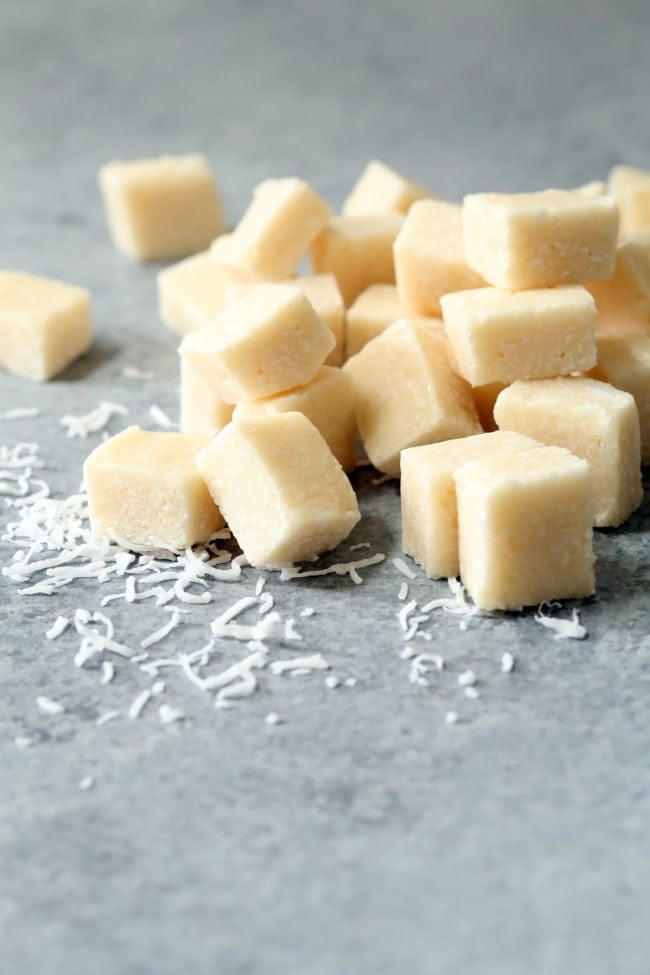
196, 412, 360, 566
394, 200, 485, 317
343, 321, 481, 477
608, 165, 650, 237
158, 250, 253, 337
179, 283, 335, 403
441, 285, 597, 386
311, 214, 404, 306
401, 430, 541, 580
462, 189, 618, 290
342, 159, 432, 217
454, 446, 595, 611
99, 154, 225, 262
587, 234, 650, 334
0, 271, 92, 381
83, 427, 224, 550
591, 332, 650, 464
179, 357, 234, 437
495, 377, 642, 528
234, 365, 357, 472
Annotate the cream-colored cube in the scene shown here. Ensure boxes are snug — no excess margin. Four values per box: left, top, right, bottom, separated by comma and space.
454, 446, 595, 611
401, 430, 541, 580
196, 412, 360, 566
587, 234, 650, 334
179, 284, 335, 404
83, 427, 224, 550
234, 366, 356, 472
158, 251, 255, 337
494, 377, 642, 528
394, 200, 485, 317
590, 332, 650, 464
311, 214, 404, 306
0, 271, 92, 381
342, 160, 433, 217
98, 155, 225, 262
575, 181, 607, 197
343, 321, 481, 477
214, 177, 332, 281
346, 284, 405, 358
179, 357, 234, 437
608, 165, 650, 237
441, 286, 597, 386
462, 189, 618, 290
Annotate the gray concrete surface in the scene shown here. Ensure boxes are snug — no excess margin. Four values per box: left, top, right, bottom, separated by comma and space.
2, 1, 650, 972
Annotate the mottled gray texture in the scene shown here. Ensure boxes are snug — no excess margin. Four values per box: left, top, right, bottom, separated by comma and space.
2, 1, 650, 973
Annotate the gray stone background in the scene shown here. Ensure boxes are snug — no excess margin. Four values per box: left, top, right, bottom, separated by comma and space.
1, 0, 650, 972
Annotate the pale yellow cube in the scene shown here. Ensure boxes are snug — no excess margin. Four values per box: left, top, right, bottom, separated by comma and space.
401, 430, 541, 580
575, 181, 607, 197
590, 332, 650, 464
441, 286, 597, 386
215, 177, 332, 281
179, 357, 234, 437
310, 214, 404, 306
454, 446, 595, 611
83, 427, 224, 550
346, 284, 405, 358
196, 412, 360, 566
462, 189, 618, 290
587, 234, 650, 334
0, 271, 92, 381
494, 377, 642, 528
343, 321, 481, 478
234, 365, 356, 472
158, 250, 255, 337
179, 283, 335, 404
342, 160, 433, 217
608, 165, 650, 237
98, 154, 225, 262
394, 200, 485, 317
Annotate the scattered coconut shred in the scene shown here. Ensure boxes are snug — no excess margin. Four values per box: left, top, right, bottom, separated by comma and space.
0, 428, 591, 755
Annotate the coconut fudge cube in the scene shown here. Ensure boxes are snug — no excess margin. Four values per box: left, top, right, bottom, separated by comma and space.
441, 286, 597, 387
342, 160, 433, 217
98, 155, 225, 262
343, 321, 481, 477
179, 283, 334, 404
401, 430, 541, 580
346, 284, 405, 358
83, 427, 224, 550
196, 412, 360, 566
494, 378, 642, 528
234, 365, 356, 472
462, 189, 618, 290
311, 214, 404, 306
179, 357, 234, 437
0, 271, 92, 381
394, 200, 485, 317
590, 332, 650, 464
158, 251, 256, 337
454, 446, 595, 611
608, 165, 650, 237
587, 235, 650, 334
215, 177, 332, 281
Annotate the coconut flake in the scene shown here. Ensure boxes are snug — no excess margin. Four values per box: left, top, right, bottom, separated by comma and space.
392, 557, 417, 579
279, 552, 385, 585
458, 670, 477, 687
78, 775, 95, 791
445, 710, 459, 725
96, 709, 120, 726
139, 610, 181, 649
100, 661, 115, 685
265, 712, 282, 725
159, 704, 185, 724
36, 695, 65, 715
128, 689, 152, 719
60, 401, 128, 439
534, 605, 587, 640
270, 654, 330, 675
122, 366, 154, 381
501, 652, 515, 673
1, 407, 41, 419
46, 615, 69, 640
149, 404, 178, 429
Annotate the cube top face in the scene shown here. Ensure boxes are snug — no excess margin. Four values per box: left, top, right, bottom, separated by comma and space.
157, 251, 251, 336
457, 443, 589, 492
0, 271, 89, 327
462, 189, 619, 290
85, 426, 209, 479
99, 154, 225, 262
442, 283, 594, 322
348, 283, 403, 320
342, 159, 432, 217
234, 364, 346, 413
395, 199, 466, 259
195, 283, 319, 350
496, 375, 637, 422
401, 429, 540, 477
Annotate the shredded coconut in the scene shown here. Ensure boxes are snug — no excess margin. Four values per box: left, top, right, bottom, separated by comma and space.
36, 695, 65, 715
122, 366, 154, 381
149, 404, 178, 428
1, 407, 41, 419
534, 604, 587, 640
280, 552, 385, 585
128, 689, 153, 719
96, 709, 120, 726
60, 401, 128, 439
265, 712, 282, 725
458, 670, 477, 687
392, 557, 417, 579
270, 654, 330, 675
159, 704, 185, 724
501, 652, 515, 674
445, 710, 459, 725
46, 615, 69, 640
78, 775, 95, 791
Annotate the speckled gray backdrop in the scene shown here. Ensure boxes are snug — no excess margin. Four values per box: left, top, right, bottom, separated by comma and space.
2, 1, 650, 973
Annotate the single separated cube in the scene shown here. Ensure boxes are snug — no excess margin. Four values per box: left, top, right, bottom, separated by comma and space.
587, 234, 650, 334
343, 321, 481, 477
462, 189, 618, 290
311, 214, 404, 306
454, 446, 595, 611
213, 177, 332, 281
234, 366, 357, 472
494, 378, 642, 528
179, 283, 335, 403
590, 332, 650, 464
608, 165, 650, 237
158, 250, 255, 337
342, 160, 433, 217
441, 285, 597, 386
179, 357, 234, 437
394, 200, 485, 317
196, 412, 360, 566
83, 427, 224, 551
346, 284, 406, 358
401, 430, 541, 580
98, 154, 225, 262
0, 271, 91, 381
